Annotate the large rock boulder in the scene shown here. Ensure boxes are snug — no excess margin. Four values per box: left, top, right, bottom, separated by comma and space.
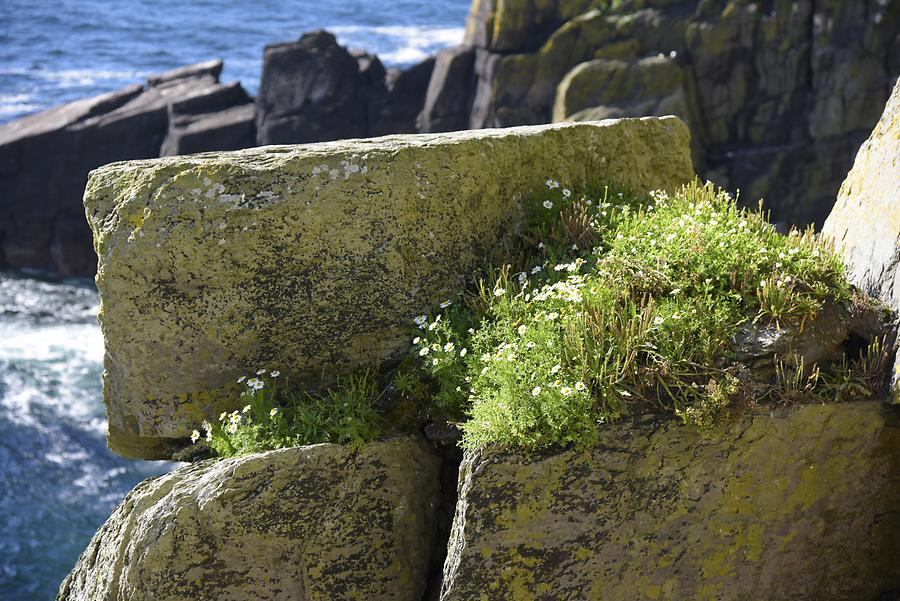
822, 77, 900, 385
0, 60, 243, 275
255, 31, 385, 145
440, 402, 900, 601
58, 436, 442, 601
84, 117, 694, 459
424, 0, 900, 227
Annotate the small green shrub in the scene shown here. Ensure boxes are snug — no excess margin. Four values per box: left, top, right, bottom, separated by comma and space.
199, 370, 383, 458
411, 180, 874, 451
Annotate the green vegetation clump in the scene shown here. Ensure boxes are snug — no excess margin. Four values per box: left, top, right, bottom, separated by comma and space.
409, 180, 885, 451
198, 370, 383, 457
197, 180, 888, 457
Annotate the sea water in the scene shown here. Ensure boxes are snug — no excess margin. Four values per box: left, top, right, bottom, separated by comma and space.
0, 0, 470, 123
0, 1, 470, 598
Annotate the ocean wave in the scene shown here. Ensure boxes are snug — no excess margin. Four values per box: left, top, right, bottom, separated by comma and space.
329, 24, 464, 65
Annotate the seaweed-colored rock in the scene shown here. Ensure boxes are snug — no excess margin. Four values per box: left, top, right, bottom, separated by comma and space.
58, 436, 441, 601
86, 117, 693, 459
427, 0, 900, 227
822, 77, 900, 387
440, 402, 900, 601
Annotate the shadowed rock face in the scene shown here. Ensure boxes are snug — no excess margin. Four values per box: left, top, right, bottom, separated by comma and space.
440, 402, 900, 601
822, 77, 900, 389
58, 436, 442, 601
83, 117, 694, 459
255, 31, 380, 145
0, 61, 249, 275
425, 0, 900, 228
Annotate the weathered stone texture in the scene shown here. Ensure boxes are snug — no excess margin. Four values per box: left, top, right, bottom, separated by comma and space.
85, 117, 694, 459
429, 0, 900, 227
58, 437, 442, 601
441, 402, 900, 601
822, 77, 900, 386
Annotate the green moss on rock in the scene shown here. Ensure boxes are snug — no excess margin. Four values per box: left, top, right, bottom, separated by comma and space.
58, 436, 441, 601
440, 402, 900, 600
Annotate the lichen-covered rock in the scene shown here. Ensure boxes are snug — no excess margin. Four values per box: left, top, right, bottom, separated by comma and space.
58, 436, 442, 601
440, 402, 900, 601
429, 0, 900, 227
86, 117, 694, 459
553, 56, 688, 123
822, 77, 900, 389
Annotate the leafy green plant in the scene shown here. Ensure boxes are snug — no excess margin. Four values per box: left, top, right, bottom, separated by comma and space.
411, 180, 878, 451
199, 369, 383, 458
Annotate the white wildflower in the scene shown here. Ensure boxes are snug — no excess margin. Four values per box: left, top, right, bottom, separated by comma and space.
543, 200, 554, 209
440, 299, 453, 309
561, 386, 573, 396
444, 342, 455, 353
270, 370, 280, 378
546, 179, 559, 189
532, 386, 542, 396
414, 315, 428, 328
460, 348, 468, 357
419, 347, 430, 356
575, 381, 586, 392
494, 288, 507, 297
190, 430, 201, 443
551, 364, 561, 374
242, 404, 252, 413
562, 188, 572, 198
517, 324, 527, 336
256, 369, 267, 375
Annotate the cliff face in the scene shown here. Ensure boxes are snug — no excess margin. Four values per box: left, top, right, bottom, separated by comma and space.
419, 0, 900, 227
823, 77, 900, 388
58, 106, 900, 599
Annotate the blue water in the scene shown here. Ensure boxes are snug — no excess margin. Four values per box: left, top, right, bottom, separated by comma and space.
0, 0, 470, 123
0, 2, 470, 599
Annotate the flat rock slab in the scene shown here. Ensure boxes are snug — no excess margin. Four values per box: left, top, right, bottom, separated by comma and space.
440, 402, 900, 601
58, 436, 441, 601
85, 117, 694, 459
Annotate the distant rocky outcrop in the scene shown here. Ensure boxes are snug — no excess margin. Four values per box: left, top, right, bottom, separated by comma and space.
0, 61, 252, 275
441, 402, 900, 600
83, 117, 693, 460
419, 0, 900, 228
255, 31, 434, 145
823, 76, 900, 389
58, 437, 442, 601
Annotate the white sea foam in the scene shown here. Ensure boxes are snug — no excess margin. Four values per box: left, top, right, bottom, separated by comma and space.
330, 25, 465, 65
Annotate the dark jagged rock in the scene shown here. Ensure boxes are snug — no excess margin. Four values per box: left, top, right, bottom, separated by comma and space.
0, 61, 239, 275
372, 57, 436, 135
255, 30, 383, 145
424, 0, 900, 227
160, 81, 255, 156
416, 46, 477, 133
